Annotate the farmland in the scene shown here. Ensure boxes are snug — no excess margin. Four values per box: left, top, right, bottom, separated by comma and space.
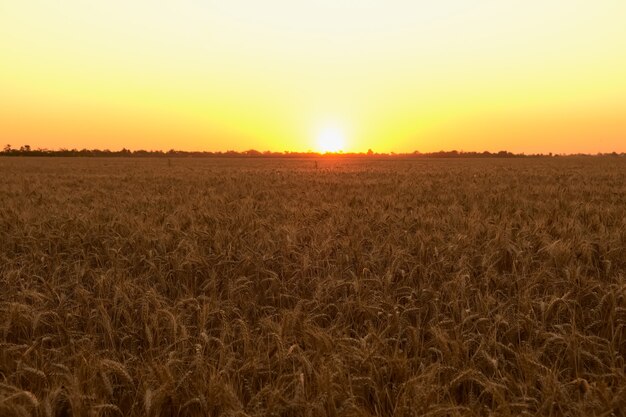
1, 156, 626, 416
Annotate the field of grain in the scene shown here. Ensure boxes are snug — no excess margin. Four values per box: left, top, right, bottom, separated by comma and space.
1, 156, 625, 416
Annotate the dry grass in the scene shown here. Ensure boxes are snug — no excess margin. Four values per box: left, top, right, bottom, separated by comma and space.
1, 156, 625, 416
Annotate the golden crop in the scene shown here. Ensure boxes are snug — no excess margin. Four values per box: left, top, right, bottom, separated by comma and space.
1, 157, 625, 416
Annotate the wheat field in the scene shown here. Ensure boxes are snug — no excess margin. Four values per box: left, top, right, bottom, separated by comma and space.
1, 156, 625, 416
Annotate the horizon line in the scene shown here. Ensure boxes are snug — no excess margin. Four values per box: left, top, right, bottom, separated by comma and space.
2, 145, 625, 158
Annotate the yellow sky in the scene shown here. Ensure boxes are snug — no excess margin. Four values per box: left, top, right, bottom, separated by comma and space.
1, 1, 625, 153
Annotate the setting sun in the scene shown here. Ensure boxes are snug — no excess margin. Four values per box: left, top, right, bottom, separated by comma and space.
316, 126, 346, 153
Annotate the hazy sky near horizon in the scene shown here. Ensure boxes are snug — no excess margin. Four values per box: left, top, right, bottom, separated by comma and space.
1, 1, 625, 153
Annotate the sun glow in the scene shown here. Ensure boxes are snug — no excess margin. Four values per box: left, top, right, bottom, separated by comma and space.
1, 2, 626, 153
316, 126, 346, 153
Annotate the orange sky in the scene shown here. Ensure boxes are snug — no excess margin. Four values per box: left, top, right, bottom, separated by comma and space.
1, 1, 625, 153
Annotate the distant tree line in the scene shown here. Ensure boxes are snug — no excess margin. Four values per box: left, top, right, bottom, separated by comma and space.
2, 144, 624, 158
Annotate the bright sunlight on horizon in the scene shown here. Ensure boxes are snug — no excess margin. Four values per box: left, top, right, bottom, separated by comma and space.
1, 1, 626, 153
316, 125, 347, 154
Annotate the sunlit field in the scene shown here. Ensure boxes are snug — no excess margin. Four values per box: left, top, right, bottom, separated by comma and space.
1, 156, 625, 416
